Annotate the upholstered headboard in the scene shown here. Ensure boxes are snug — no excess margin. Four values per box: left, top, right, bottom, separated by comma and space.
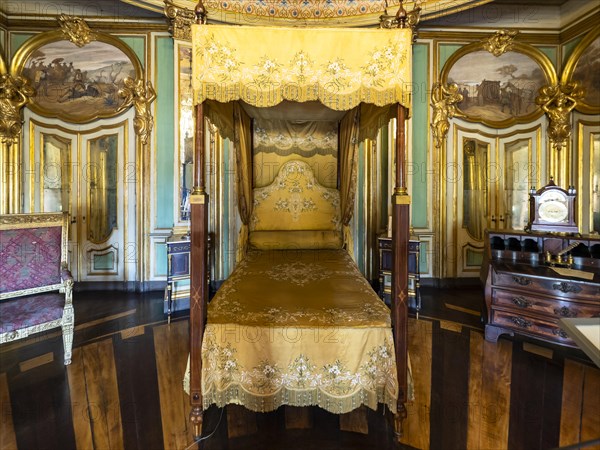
249, 160, 342, 249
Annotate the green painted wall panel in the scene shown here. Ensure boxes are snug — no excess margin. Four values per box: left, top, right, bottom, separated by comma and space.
155, 242, 167, 277
412, 43, 428, 229
537, 46, 557, 68
155, 37, 175, 229
439, 44, 463, 75
419, 241, 428, 275
562, 36, 584, 65
10, 33, 33, 59
118, 36, 145, 68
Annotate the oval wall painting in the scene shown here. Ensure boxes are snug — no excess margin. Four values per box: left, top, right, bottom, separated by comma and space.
23, 40, 136, 121
571, 35, 600, 109
447, 50, 547, 125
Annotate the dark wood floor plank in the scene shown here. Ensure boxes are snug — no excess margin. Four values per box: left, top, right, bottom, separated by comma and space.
81, 339, 124, 449
429, 323, 470, 450
477, 336, 512, 449
66, 347, 94, 450
153, 320, 195, 450
285, 406, 313, 429
339, 405, 368, 434
508, 343, 563, 450
8, 353, 76, 450
0, 373, 17, 450
560, 359, 585, 447
226, 404, 258, 439
581, 366, 600, 448
114, 327, 164, 450
401, 318, 432, 450
467, 330, 484, 449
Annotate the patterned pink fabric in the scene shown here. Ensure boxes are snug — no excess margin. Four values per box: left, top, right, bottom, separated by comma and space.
0, 227, 62, 293
0, 293, 64, 331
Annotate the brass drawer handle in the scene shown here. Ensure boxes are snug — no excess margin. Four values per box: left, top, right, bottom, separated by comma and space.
510, 316, 532, 328
553, 328, 568, 339
512, 276, 531, 286
512, 296, 532, 308
552, 282, 582, 294
554, 306, 577, 318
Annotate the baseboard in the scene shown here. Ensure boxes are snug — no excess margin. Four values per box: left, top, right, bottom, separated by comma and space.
420, 277, 483, 288
74, 281, 166, 292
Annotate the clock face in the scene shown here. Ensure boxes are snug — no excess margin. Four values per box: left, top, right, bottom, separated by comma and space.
538, 190, 569, 223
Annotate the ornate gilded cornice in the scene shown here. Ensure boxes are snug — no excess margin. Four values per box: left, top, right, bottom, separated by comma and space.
536, 82, 585, 151
0, 73, 34, 144
481, 29, 518, 56
164, 1, 195, 41
118, 77, 157, 145
58, 14, 95, 47
430, 82, 465, 149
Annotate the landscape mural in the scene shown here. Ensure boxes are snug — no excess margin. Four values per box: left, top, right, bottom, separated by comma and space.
23, 40, 136, 120
447, 50, 547, 124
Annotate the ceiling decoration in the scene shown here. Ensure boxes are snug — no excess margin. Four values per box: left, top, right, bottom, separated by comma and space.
133, 0, 493, 26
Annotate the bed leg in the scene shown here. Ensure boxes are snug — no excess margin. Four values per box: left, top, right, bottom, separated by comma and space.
190, 406, 203, 439
393, 404, 407, 441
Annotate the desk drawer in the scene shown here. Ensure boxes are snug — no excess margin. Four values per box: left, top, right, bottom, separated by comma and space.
491, 309, 574, 345
493, 271, 599, 300
492, 289, 599, 319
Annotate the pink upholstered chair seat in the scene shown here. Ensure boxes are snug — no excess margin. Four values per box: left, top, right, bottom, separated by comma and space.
0, 293, 65, 333
0, 213, 74, 365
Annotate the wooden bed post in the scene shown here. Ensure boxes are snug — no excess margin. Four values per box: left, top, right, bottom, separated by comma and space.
189, 3, 208, 439
392, 102, 409, 438
189, 101, 208, 438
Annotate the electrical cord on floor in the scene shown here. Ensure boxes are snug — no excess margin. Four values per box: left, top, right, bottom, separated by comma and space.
184, 407, 224, 450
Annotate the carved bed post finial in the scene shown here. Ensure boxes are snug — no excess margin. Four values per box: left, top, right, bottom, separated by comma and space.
430, 82, 465, 149
536, 81, 584, 151
195, 0, 208, 24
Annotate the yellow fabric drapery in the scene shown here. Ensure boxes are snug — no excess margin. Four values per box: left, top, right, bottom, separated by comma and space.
192, 25, 412, 111
234, 103, 253, 262
339, 107, 360, 254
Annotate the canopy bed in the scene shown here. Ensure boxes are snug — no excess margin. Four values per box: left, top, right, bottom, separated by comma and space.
185, 2, 416, 441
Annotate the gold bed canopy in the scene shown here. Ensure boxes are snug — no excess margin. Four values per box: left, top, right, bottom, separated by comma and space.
191, 24, 413, 112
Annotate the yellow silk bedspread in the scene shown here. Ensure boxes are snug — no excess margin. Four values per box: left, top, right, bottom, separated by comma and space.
184, 249, 410, 414
208, 249, 390, 328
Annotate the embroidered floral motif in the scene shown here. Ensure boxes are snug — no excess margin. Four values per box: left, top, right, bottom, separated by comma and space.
251, 161, 340, 229
360, 340, 394, 384
201, 34, 242, 82
323, 58, 352, 90
203, 340, 396, 400
264, 261, 329, 286
288, 354, 317, 388
254, 56, 282, 88
289, 51, 315, 84
273, 196, 317, 221
204, 338, 241, 385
